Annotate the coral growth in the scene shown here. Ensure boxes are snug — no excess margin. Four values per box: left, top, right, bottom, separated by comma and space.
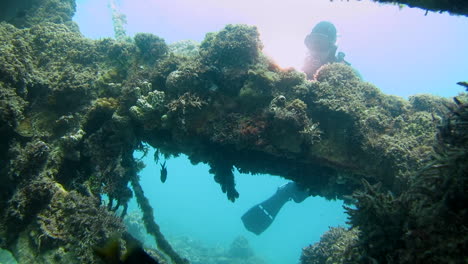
268, 97, 319, 153
36, 189, 124, 263
343, 95, 468, 263
129, 89, 166, 126
199, 24, 263, 95
2, 178, 124, 263
301, 227, 360, 264
308, 63, 442, 189
209, 158, 239, 202
0, 0, 77, 29
134, 33, 168, 65
345, 180, 408, 262
200, 24, 262, 69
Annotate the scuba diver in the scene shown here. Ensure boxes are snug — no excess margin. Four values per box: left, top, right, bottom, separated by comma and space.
302, 21, 350, 79
242, 22, 353, 235
241, 182, 309, 235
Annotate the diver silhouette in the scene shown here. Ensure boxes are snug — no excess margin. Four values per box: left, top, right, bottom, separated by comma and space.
241, 182, 309, 235
302, 21, 350, 79
242, 21, 352, 235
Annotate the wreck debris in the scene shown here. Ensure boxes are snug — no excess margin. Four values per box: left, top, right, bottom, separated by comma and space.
131, 178, 189, 264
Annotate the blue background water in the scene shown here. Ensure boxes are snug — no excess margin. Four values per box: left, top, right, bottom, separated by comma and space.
74, 0, 468, 98
72, 1, 468, 263
129, 149, 347, 264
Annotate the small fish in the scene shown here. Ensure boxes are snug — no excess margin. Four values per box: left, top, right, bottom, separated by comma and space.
95, 234, 160, 264
160, 161, 167, 183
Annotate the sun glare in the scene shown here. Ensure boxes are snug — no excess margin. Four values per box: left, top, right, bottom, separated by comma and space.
214, 0, 390, 69
113, 0, 392, 70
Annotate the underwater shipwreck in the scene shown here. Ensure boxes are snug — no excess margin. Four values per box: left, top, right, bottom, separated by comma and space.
1, 0, 467, 263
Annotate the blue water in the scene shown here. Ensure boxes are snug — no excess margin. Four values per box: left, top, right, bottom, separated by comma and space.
74, 0, 468, 98
129, 149, 347, 264
72, 1, 468, 263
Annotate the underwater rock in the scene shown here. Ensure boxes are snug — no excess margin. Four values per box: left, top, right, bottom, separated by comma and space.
227, 236, 254, 259
170, 235, 266, 264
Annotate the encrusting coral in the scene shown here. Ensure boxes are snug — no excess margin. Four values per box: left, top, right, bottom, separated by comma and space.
335, 94, 468, 264
1, 0, 77, 29
0, 0, 467, 263
300, 227, 360, 264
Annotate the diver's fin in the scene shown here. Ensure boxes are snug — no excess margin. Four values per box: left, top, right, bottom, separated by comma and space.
241, 204, 275, 235
241, 182, 309, 235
